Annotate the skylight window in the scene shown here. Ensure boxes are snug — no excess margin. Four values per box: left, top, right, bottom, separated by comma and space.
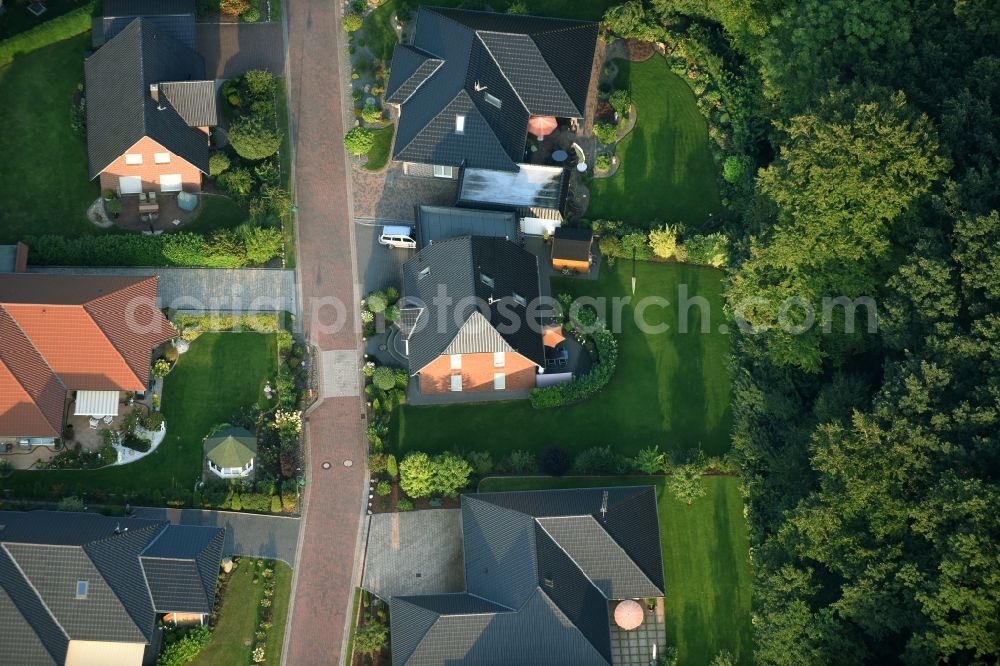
75, 581, 88, 599
419, 266, 431, 279
480, 274, 495, 288
484, 93, 502, 109
513, 292, 526, 307
455, 114, 466, 133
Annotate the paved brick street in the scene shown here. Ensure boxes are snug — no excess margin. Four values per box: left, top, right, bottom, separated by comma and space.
282, 0, 369, 663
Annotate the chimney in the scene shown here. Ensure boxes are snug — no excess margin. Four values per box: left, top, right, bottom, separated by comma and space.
150, 83, 159, 102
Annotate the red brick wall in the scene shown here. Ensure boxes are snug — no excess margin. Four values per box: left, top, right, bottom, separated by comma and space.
98, 134, 206, 194
419, 351, 537, 394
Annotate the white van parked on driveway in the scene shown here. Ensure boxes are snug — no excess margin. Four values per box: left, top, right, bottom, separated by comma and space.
378, 225, 417, 249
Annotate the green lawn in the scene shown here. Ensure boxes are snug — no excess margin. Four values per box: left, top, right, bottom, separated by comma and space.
364, 0, 613, 62
190, 560, 293, 666
588, 58, 723, 228
3, 333, 276, 502
0, 0, 90, 40
0, 33, 100, 242
364, 125, 394, 171
479, 475, 752, 665
391, 261, 732, 459
183, 195, 251, 234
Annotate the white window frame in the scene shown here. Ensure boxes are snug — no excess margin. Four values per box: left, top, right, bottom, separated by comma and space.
433, 165, 454, 179
450, 375, 463, 392
450, 354, 462, 370
494, 352, 505, 367
419, 266, 431, 279
480, 274, 495, 288
124, 153, 143, 165
513, 292, 527, 307
154, 152, 171, 164
455, 115, 466, 134
75, 581, 88, 599
494, 373, 505, 390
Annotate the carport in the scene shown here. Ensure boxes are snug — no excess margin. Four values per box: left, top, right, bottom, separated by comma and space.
362, 509, 465, 599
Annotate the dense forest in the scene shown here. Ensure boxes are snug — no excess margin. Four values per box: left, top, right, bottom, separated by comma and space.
606, 0, 1000, 663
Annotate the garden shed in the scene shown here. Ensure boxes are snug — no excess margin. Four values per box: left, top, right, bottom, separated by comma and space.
204, 427, 257, 478
551, 227, 594, 273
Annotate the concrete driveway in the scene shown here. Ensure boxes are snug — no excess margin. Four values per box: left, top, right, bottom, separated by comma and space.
134, 508, 300, 564
362, 509, 465, 599
354, 223, 413, 294
197, 22, 286, 78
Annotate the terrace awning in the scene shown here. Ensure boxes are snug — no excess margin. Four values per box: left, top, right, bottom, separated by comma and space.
75, 390, 120, 417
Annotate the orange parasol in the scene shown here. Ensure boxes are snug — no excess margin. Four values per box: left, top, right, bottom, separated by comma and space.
614, 600, 644, 630
528, 115, 558, 137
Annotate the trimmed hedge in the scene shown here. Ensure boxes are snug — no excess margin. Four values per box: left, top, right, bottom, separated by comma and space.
24, 229, 282, 268
0, 3, 95, 68
529, 327, 618, 408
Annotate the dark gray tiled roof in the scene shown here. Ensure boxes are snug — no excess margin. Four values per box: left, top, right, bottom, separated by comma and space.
0, 511, 224, 654
85, 18, 212, 179
5, 542, 146, 643
390, 487, 666, 665
417, 205, 517, 248
0, 549, 66, 666
388, 7, 598, 171
98, 13, 196, 49
104, 0, 195, 16
160, 81, 219, 126
401, 236, 545, 374
385, 45, 443, 105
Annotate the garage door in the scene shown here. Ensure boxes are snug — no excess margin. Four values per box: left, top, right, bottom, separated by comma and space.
118, 176, 142, 194
160, 174, 183, 192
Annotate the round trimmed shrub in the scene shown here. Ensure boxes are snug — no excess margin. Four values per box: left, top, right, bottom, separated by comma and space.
241, 6, 261, 22
366, 290, 387, 313
342, 13, 363, 32
372, 366, 396, 391
344, 126, 374, 156
209, 151, 231, 177
229, 115, 282, 161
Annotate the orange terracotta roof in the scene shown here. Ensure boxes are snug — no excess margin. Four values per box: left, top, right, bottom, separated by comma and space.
0, 309, 64, 437
0, 275, 176, 436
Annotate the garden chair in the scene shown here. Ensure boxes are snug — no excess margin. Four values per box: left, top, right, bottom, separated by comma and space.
148, 191, 156, 203
138, 192, 147, 203
102, 415, 114, 424
88, 417, 100, 429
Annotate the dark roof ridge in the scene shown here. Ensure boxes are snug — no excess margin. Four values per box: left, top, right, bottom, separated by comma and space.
395, 591, 517, 615
426, 5, 595, 31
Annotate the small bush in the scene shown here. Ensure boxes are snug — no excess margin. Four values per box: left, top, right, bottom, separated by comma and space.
539, 445, 571, 476
396, 498, 414, 511
372, 366, 396, 391
682, 233, 729, 267
595, 154, 612, 171
219, 167, 255, 197
157, 625, 213, 666
104, 197, 122, 216
722, 155, 754, 184
376, 480, 392, 496
344, 127, 375, 156
466, 450, 494, 476
366, 291, 388, 313
220, 0, 251, 16
648, 224, 681, 259
386, 454, 399, 480
209, 151, 231, 177
573, 445, 627, 474
361, 104, 383, 124
229, 115, 282, 161
500, 449, 536, 474
342, 13, 363, 32
594, 123, 618, 145
609, 89, 631, 117
241, 6, 261, 22
57, 496, 86, 512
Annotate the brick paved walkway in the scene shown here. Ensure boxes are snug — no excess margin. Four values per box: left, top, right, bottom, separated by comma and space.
283, 1, 368, 665
352, 162, 458, 222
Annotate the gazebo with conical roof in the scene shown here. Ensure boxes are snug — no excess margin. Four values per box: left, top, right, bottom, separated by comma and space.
204, 426, 257, 478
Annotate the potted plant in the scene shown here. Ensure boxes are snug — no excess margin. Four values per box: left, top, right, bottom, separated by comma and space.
104, 194, 122, 219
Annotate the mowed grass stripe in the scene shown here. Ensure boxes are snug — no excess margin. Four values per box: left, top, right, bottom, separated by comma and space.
588, 57, 723, 229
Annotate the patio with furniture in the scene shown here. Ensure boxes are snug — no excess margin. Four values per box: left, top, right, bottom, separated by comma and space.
523, 120, 595, 171
113, 192, 201, 232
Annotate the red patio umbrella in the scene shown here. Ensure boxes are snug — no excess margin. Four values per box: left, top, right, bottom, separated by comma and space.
528, 115, 558, 137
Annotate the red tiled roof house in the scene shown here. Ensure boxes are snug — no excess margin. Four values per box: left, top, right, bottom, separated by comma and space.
0, 275, 176, 446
